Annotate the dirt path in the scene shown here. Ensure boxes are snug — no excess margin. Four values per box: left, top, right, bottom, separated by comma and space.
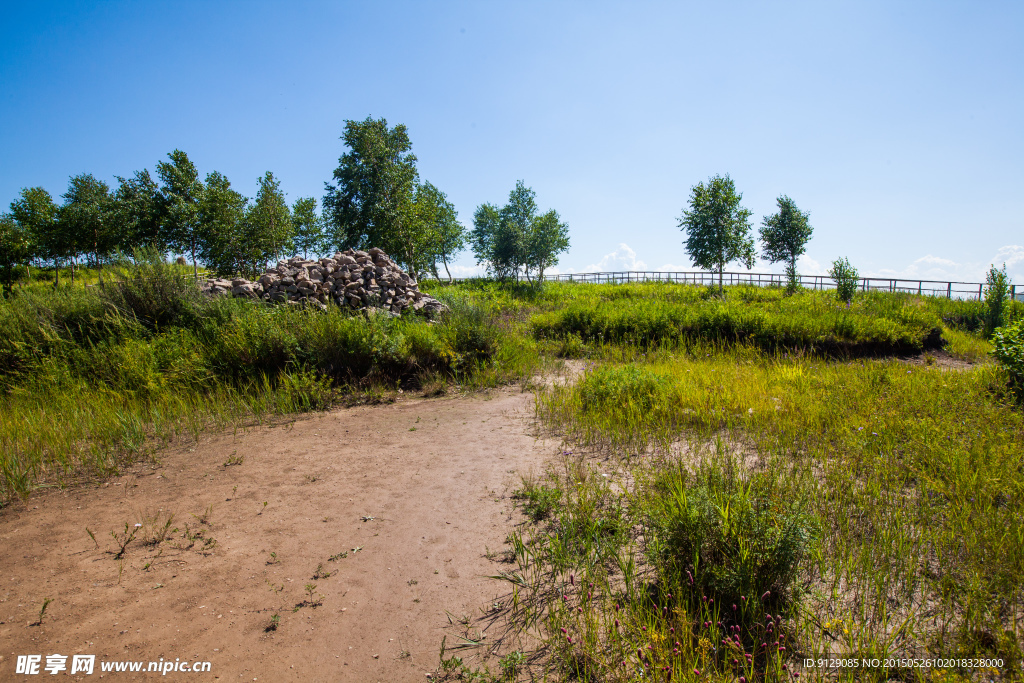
0, 387, 558, 681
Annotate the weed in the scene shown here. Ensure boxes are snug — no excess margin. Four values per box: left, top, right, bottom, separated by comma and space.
265, 613, 280, 632
267, 552, 279, 565
110, 522, 141, 559
85, 527, 98, 549
191, 504, 213, 525
33, 598, 53, 626
312, 563, 333, 580
222, 451, 244, 467
499, 650, 525, 679
140, 511, 175, 546
298, 583, 322, 609
328, 551, 348, 561
512, 479, 562, 522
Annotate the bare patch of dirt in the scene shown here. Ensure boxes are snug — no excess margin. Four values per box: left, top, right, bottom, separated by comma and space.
0, 387, 558, 681
898, 349, 980, 370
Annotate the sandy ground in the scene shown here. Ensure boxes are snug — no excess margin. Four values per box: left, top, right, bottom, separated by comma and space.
0, 386, 559, 681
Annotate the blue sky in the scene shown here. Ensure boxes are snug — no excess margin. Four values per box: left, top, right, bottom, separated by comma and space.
2, 1, 1022, 283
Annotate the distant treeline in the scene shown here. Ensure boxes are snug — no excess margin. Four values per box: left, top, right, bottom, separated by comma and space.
0, 117, 571, 294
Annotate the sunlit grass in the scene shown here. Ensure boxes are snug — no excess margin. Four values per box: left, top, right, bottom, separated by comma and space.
509, 348, 1024, 680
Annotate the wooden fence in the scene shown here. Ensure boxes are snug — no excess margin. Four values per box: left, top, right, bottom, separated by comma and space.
446, 270, 1019, 301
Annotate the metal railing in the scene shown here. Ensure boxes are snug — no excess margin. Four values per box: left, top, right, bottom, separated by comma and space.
442, 270, 1015, 301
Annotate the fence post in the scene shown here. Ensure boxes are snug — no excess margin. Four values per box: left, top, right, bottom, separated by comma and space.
947, 282, 951, 298
979, 283, 983, 300
1012, 284, 1017, 301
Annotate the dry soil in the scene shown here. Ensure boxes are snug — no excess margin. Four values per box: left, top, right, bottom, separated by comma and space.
0, 386, 558, 682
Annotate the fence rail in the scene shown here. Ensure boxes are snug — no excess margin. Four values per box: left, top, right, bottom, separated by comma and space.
444, 270, 1020, 301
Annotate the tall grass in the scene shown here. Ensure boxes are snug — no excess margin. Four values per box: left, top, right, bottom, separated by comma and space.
512, 350, 1023, 680
0, 272, 542, 500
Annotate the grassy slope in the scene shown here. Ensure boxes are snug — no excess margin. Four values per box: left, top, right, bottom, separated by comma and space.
447, 282, 1019, 682
0, 272, 541, 500
3, 275, 1021, 681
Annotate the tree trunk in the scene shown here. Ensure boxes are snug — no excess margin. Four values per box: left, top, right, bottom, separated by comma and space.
718, 264, 724, 296
54, 259, 60, 288
442, 254, 452, 283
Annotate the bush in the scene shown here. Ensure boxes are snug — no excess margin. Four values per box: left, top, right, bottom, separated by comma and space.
829, 257, 859, 304
984, 263, 1011, 337
991, 319, 1024, 389
647, 469, 815, 606
99, 249, 204, 333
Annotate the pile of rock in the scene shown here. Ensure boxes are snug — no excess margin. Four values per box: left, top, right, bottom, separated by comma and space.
201, 248, 448, 316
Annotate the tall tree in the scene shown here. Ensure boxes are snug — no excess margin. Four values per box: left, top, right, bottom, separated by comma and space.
414, 182, 465, 282
291, 197, 325, 259
470, 203, 500, 274
496, 181, 536, 281
198, 171, 249, 277
322, 117, 421, 269
760, 195, 812, 293
60, 174, 113, 283
246, 171, 293, 272
156, 150, 205, 277
9, 187, 59, 285
526, 209, 570, 282
110, 169, 163, 256
678, 174, 754, 294
471, 181, 567, 282
0, 214, 32, 296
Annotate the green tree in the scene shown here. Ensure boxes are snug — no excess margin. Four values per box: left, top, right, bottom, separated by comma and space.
495, 181, 536, 281
829, 257, 859, 304
678, 174, 755, 295
198, 171, 250, 277
0, 214, 32, 296
322, 117, 421, 269
470, 202, 500, 275
157, 149, 205, 277
984, 263, 1012, 337
110, 170, 163, 256
292, 197, 325, 259
414, 182, 465, 281
760, 195, 813, 293
526, 209, 570, 282
246, 171, 293, 273
471, 181, 539, 281
60, 174, 113, 283
9, 187, 59, 285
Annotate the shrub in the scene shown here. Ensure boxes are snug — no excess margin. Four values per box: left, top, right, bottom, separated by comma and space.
991, 319, 1024, 390
984, 263, 1011, 337
646, 469, 815, 606
829, 257, 859, 304
100, 249, 203, 332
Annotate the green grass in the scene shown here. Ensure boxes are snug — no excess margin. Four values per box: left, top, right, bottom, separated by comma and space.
0, 266, 543, 500
506, 348, 1023, 680
6, 273, 1020, 682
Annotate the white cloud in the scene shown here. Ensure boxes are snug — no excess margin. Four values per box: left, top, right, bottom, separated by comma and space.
993, 245, 1024, 268
866, 245, 1024, 284
795, 254, 827, 276
583, 244, 647, 272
